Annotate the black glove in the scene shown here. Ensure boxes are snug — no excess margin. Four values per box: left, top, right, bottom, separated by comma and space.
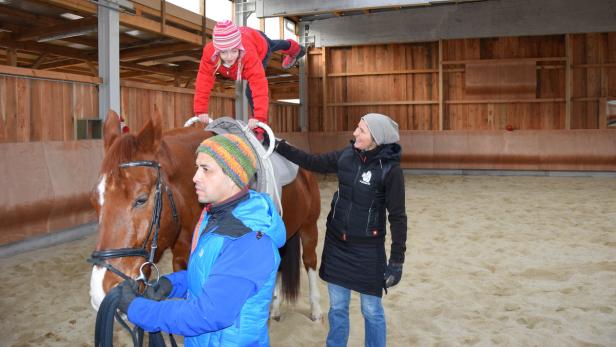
117, 279, 139, 313
384, 261, 403, 288
143, 276, 173, 301
274, 139, 284, 151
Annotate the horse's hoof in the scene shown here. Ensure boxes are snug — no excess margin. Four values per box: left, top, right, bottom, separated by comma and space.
310, 312, 323, 321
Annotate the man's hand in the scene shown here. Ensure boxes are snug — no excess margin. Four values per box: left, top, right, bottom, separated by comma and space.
247, 118, 259, 129
143, 276, 173, 301
117, 279, 140, 313
197, 113, 211, 124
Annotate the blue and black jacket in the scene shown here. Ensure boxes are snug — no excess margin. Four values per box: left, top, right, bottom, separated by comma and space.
127, 190, 286, 346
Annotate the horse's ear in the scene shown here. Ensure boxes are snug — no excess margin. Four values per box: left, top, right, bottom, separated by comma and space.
103, 110, 121, 152
137, 106, 163, 152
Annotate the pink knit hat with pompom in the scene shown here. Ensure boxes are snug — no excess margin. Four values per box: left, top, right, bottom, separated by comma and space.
212, 20, 244, 53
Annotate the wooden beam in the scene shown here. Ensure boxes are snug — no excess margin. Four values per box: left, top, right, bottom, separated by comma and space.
279, 17, 285, 40
120, 43, 197, 61
328, 69, 438, 77
7, 48, 17, 66
0, 38, 194, 79
31, 53, 49, 68
573, 63, 616, 68
322, 47, 328, 131
328, 101, 438, 106
38, 58, 84, 70
599, 98, 607, 129
442, 57, 567, 65
129, 50, 200, 64
202, 0, 207, 46
446, 99, 565, 104
33, 0, 208, 45
161, 0, 167, 34
15, 17, 97, 42
0, 64, 100, 84
565, 34, 571, 129
438, 39, 443, 131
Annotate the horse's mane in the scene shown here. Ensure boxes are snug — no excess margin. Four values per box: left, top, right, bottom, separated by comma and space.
100, 134, 138, 176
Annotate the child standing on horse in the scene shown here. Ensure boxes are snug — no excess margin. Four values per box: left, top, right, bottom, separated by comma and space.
194, 20, 305, 140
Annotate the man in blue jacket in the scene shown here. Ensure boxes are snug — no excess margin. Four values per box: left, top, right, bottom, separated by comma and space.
117, 133, 286, 346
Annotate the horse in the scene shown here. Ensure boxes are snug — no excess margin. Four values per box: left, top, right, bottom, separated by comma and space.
88, 109, 323, 322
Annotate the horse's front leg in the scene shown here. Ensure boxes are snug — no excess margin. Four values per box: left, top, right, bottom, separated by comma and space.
269, 272, 282, 321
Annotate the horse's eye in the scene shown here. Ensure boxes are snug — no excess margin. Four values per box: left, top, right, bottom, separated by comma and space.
134, 195, 148, 207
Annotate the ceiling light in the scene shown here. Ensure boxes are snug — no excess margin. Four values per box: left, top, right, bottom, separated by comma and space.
125, 30, 142, 37
60, 13, 84, 20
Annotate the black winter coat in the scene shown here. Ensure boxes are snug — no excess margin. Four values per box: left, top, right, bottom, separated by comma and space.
276, 140, 407, 296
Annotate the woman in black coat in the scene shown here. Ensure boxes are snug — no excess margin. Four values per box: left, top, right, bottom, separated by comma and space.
275, 113, 407, 347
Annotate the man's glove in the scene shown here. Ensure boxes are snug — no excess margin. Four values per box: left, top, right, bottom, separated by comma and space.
384, 261, 403, 288
143, 276, 173, 301
117, 279, 139, 313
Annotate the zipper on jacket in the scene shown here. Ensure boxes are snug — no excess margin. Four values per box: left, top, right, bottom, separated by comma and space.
344, 164, 362, 229
365, 200, 375, 235
331, 190, 340, 220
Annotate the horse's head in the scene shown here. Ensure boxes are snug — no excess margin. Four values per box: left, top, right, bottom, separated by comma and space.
89, 109, 182, 310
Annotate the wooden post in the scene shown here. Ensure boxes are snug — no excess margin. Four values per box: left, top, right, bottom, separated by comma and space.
31, 53, 48, 69
259, 18, 265, 32
161, 0, 166, 34
7, 48, 17, 67
279, 17, 285, 39
438, 39, 444, 131
322, 47, 328, 131
202, 0, 207, 46
565, 34, 571, 130
599, 97, 607, 129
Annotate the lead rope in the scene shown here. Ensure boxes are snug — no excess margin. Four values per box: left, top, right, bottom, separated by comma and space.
94, 284, 177, 347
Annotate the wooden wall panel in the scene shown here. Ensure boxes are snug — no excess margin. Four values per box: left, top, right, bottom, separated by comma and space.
308, 33, 616, 132
0, 75, 99, 143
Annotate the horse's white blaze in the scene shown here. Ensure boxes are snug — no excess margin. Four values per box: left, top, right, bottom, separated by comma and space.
96, 175, 107, 222
89, 265, 107, 311
307, 268, 323, 320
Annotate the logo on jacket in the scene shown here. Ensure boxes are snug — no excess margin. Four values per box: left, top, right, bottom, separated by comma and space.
360, 171, 372, 185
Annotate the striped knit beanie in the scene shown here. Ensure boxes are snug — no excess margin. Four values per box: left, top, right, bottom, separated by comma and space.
213, 20, 244, 53
196, 134, 256, 189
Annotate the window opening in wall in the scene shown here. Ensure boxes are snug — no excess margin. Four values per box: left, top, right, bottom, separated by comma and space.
75, 118, 102, 140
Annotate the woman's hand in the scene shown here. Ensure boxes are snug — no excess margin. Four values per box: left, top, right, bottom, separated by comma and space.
247, 118, 259, 129
197, 113, 211, 124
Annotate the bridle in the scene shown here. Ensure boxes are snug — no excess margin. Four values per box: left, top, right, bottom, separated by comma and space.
88, 160, 179, 286
89, 160, 180, 347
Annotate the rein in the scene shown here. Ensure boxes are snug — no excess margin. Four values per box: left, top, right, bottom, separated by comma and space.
88, 160, 180, 347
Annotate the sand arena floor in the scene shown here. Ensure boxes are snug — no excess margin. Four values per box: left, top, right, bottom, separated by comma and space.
1, 174, 615, 346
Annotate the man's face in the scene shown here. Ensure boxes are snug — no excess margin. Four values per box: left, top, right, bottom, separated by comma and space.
220, 48, 240, 65
193, 152, 239, 204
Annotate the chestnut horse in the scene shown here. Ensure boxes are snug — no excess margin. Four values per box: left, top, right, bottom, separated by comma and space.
89, 110, 322, 321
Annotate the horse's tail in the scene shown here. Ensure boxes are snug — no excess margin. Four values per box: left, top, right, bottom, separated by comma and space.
278, 231, 301, 302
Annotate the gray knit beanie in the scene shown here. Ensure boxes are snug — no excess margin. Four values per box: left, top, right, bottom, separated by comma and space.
361, 113, 400, 145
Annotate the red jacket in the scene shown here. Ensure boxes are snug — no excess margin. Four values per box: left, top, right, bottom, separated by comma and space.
194, 27, 269, 122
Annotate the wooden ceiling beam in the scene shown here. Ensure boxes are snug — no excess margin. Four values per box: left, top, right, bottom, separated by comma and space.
121, 42, 198, 60
129, 50, 200, 64
35, 0, 210, 45
15, 17, 97, 42
0, 38, 194, 78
